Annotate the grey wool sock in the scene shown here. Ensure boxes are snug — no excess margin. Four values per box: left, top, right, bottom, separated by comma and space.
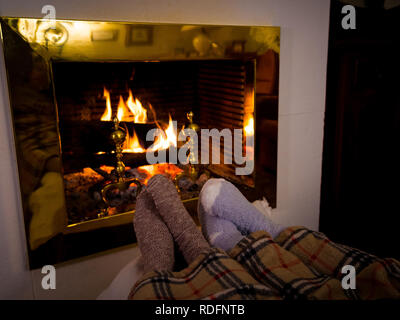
198, 179, 285, 241
199, 214, 245, 252
133, 189, 175, 272
146, 174, 211, 265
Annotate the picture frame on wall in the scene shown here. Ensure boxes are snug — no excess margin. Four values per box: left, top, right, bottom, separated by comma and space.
126, 25, 153, 46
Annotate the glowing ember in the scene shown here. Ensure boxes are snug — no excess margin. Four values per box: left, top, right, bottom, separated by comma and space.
99, 165, 115, 174
99, 165, 131, 175
137, 163, 183, 185
97, 163, 183, 186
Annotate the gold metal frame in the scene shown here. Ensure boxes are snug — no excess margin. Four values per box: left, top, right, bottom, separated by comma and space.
0, 17, 279, 267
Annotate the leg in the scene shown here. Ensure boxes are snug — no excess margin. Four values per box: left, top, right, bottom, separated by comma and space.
133, 189, 175, 272
198, 178, 285, 239
146, 174, 211, 265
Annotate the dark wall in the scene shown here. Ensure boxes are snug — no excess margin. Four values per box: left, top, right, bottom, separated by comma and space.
320, 1, 400, 259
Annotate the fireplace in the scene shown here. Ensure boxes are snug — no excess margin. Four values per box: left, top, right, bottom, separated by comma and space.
53, 59, 256, 224
0, 17, 279, 268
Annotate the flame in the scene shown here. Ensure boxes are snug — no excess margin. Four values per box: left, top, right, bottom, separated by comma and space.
101, 87, 112, 121
99, 87, 178, 153
101, 88, 148, 124
123, 129, 146, 153
117, 95, 134, 122
137, 163, 183, 185
243, 116, 254, 158
148, 115, 177, 151
244, 116, 254, 136
126, 90, 147, 123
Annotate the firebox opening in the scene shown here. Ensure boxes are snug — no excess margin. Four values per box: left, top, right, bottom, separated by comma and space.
52, 59, 261, 226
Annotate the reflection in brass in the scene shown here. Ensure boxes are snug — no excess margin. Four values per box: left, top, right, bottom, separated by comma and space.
0, 17, 280, 61
100, 117, 142, 216
174, 111, 207, 191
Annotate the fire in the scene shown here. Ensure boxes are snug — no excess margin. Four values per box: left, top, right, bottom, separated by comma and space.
117, 95, 135, 122
101, 87, 112, 121
99, 165, 115, 174
99, 86, 178, 154
148, 115, 177, 151
97, 163, 182, 187
126, 90, 147, 123
137, 163, 183, 185
101, 88, 147, 124
123, 129, 146, 153
243, 116, 254, 158
244, 116, 254, 136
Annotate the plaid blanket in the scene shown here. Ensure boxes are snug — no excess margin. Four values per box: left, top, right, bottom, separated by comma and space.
129, 227, 400, 300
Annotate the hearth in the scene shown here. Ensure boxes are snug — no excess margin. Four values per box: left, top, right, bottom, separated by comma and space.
0, 17, 279, 268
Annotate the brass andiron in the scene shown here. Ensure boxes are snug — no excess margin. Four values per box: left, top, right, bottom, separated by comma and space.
174, 111, 208, 191
186, 111, 200, 133
100, 117, 142, 216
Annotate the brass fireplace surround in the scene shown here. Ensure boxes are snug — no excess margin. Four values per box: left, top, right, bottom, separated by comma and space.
0, 17, 279, 268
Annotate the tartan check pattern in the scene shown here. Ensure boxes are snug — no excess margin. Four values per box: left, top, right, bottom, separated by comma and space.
130, 227, 400, 300
273, 227, 400, 299
129, 248, 281, 300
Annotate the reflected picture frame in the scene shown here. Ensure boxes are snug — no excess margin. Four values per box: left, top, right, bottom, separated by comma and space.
91, 29, 119, 42
125, 25, 153, 46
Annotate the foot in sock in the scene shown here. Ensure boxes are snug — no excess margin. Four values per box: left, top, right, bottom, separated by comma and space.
133, 189, 175, 272
198, 178, 285, 239
200, 213, 245, 252
146, 174, 211, 265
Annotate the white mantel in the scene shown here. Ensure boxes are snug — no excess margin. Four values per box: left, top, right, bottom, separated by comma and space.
0, 0, 330, 299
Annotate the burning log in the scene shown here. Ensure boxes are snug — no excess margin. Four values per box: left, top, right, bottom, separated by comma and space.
59, 120, 159, 172
63, 163, 205, 224
59, 120, 156, 154
61, 150, 149, 173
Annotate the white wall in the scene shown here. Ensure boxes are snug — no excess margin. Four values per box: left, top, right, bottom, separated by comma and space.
0, 38, 34, 299
0, 0, 330, 299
